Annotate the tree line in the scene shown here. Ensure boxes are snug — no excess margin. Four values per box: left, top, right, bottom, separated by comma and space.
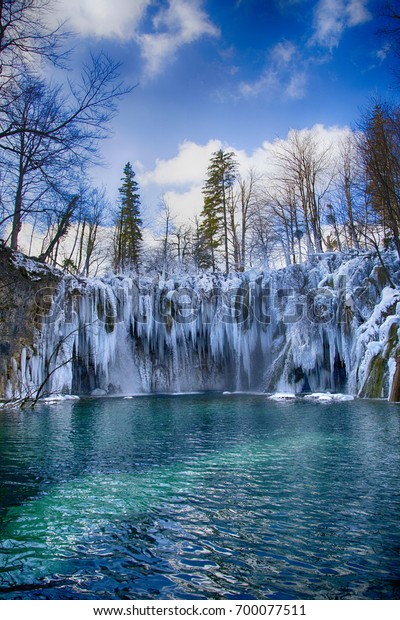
1, 1, 400, 276
113, 0, 400, 275
195, 101, 400, 272
114, 98, 400, 276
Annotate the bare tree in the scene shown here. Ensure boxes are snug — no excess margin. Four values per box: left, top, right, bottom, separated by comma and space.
0, 0, 67, 91
357, 100, 400, 257
333, 133, 363, 250
81, 188, 110, 276
38, 195, 78, 263
57, 186, 110, 276
169, 223, 193, 271
274, 129, 332, 256
0, 54, 129, 251
247, 200, 280, 269
141, 196, 178, 275
261, 178, 305, 267
233, 169, 259, 271
0, 77, 75, 250
379, 1, 400, 81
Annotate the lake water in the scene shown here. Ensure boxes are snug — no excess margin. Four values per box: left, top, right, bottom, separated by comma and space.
0, 394, 399, 600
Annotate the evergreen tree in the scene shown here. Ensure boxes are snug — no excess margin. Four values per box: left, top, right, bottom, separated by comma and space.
200, 149, 237, 272
114, 162, 142, 271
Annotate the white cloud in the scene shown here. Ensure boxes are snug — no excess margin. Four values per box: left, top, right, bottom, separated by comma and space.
138, 125, 353, 223
53, 0, 151, 39
54, 0, 219, 77
373, 43, 391, 64
239, 40, 306, 100
141, 139, 222, 187
286, 123, 352, 152
285, 71, 307, 99
238, 0, 371, 102
138, 33, 178, 77
163, 185, 205, 223
310, 0, 371, 49
239, 68, 278, 98
346, 0, 371, 26
138, 0, 219, 77
270, 40, 297, 65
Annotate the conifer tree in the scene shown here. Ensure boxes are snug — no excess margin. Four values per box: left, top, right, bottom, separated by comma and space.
114, 162, 142, 271
200, 149, 237, 272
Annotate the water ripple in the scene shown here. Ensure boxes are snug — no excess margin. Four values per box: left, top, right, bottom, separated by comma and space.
0, 395, 400, 599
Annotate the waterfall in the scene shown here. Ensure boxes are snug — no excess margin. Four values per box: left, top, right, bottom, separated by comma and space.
11, 251, 400, 399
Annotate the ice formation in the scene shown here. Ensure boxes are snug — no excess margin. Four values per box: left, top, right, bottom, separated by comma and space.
8, 251, 400, 400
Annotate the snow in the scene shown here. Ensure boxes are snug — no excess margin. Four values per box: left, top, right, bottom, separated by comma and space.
268, 392, 296, 400
303, 393, 354, 402
267, 392, 354, 402
350, 284, 400, 397
10, 251, 61, 279
40, 394, 80, 403
9, 249, 400, 401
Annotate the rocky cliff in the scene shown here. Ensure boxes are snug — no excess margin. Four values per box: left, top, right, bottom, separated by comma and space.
0, 245, 61, 399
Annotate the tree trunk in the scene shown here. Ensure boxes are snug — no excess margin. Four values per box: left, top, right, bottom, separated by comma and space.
39, 197, 77, 262
222, 186, 229, 273
10, 173, 24, 250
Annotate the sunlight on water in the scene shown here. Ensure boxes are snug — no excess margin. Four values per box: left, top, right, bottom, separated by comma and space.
0, 394, 399, 599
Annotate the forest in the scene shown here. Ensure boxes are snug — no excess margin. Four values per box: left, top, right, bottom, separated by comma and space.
1, 0, 400, 278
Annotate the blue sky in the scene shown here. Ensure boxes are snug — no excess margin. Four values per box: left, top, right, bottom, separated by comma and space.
53, 0, 396, 224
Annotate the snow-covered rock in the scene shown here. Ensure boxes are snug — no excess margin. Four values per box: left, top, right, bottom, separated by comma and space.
40, 394, 80, 403
303, 392, 354, 402
268, 393, 297, 400
7, 249, 400, 400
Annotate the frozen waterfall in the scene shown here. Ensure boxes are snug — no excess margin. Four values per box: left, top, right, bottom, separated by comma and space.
11, 251, 400, 399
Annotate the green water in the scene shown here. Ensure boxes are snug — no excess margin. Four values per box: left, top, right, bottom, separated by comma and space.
0, 394, 399, 599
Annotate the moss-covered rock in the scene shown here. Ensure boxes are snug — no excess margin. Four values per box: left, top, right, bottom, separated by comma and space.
0, 245, 61, 398
359, 355, 386, 399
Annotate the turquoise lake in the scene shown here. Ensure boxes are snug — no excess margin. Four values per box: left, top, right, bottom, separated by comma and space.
0, 394, 399, 599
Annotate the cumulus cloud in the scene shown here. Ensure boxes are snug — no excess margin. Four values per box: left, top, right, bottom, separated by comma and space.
310, 0, 371, 49
141, 139, 222, 187
54, 0, 219, 77
139, 125, 353, 222
138, 0, 219, 77
162, 185, 205, 223
53, 0, 151, 39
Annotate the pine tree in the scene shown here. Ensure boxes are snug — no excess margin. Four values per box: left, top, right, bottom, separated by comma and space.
200, 149, 237, 272
114, 162, 143, 271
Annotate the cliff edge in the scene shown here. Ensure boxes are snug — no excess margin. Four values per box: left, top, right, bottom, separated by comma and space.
0, 245, 61, 399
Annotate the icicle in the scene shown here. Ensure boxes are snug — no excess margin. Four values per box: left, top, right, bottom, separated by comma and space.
16, 252, 399, 399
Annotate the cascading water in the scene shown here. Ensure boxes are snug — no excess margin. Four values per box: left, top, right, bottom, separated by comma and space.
11, 251, 400, 399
